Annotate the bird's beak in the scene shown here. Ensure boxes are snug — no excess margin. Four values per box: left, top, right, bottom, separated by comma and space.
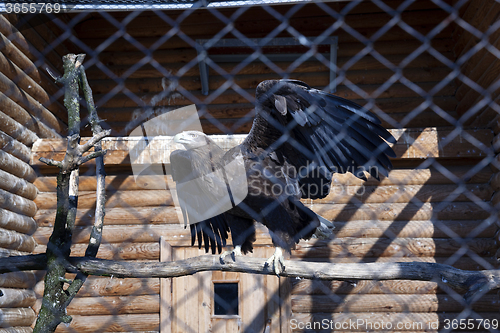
173, 133, 183, 143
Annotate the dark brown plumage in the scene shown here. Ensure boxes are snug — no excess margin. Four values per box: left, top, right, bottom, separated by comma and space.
170, 79, 396, 274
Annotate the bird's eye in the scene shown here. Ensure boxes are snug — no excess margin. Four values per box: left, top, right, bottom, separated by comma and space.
190, 133, 196, 137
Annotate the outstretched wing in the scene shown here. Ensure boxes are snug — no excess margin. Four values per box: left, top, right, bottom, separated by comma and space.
170, 149, 229, 254
254, 79, 396, 199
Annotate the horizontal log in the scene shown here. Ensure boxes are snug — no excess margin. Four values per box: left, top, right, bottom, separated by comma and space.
32, 182, 492, 210
332, 219, 497, 239
291, 312, 500, 331
0, 151, 36, 183
35, 206, 178, 227
317, 183, 492, 204
291, 294, 499, 313
291, 279, 441, 295
87, 56, 452, 90
52, 314, 159, 333
30, 128, 494, 167
0, 169, 37, 201
0, 188, 37, 217
0, 131, 31, 164
95, 37, 453, 67
0, 16, 62, 82
0, 328, 33, 333
33, 218, 497, 250
0, 228, 36, 253
97, 110, 459, 137
34, 200, 492, 230
33, 242, 160, 261
32, 236, 497, 260
0, 209, 37, 235
95, 95, 457, 125
33, 295, 159, 316
92, 81, 456, 109
34, 190, 173, 210
293, 256, 499, 271
313, 202, 491, 221
0, 272, 36, 289
0, 308, 35, 328
0, 91, 59, 140
0, 47, 62, 119
0, 111, 38, 148
0, 31, 58, 97
0, 71, 64, 134
34, 277, 159, 298
293, 237, 497, 259
33, 166, 492, 193
0, 289, 35, 308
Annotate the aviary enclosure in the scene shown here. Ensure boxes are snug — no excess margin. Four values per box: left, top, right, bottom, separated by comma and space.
0, 0, 499, 332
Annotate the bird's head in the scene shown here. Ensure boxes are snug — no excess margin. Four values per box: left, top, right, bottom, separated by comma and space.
173, 131, 208, 149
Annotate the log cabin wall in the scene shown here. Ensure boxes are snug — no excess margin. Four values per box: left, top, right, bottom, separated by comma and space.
1, 0, 499, 331
0, 14, 69, 332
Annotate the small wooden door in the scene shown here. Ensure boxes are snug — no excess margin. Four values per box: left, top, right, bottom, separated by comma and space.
162, 244, 290, 333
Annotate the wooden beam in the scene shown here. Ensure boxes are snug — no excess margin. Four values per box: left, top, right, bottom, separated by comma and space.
30, 127, 494, 167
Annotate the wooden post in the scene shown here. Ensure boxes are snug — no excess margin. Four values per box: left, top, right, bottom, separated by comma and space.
160, 237, 172, 333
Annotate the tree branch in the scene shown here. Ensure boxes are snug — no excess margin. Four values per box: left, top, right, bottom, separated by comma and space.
3, 254, 499, 305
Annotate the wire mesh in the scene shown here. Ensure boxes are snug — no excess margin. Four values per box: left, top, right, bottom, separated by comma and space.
1, 0, 500, 332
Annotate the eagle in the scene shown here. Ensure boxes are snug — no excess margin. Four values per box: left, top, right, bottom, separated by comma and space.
170, 79, 396, 275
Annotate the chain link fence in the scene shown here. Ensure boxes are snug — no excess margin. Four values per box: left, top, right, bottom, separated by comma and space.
1, 0, 500, 332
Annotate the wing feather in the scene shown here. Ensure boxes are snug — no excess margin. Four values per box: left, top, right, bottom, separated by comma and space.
252, 79, 396, 199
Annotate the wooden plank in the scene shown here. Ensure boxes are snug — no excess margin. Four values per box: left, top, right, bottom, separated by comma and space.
312, 201, 490, 221
91, 81, 456, 109
291, 312, 499, 331
159, 237, 172, 333
34, 206, 179, 227
52, 314, 159, 332
293, 237, 497, 258
292, 256, 500, 271
33, 295, 159, 316
291, 279, 441, 295
291, 294, 499, 313
88, 57, 452, 91
332, 219, 497, 239
94, 38, 453, 67
316, 183, 492, 204
30, 128, 494, 167
33, 218, 497, 251
34, 277, 159, 298
34, 190, 173, 210
32, 242, 160, 261
33, 165, 492, 193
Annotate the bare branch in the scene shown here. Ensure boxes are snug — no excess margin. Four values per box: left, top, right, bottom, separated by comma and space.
39, 157, 63, 168
2, 254, 498, 306
77, 150, 107, 166
79, 129, 111, 153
